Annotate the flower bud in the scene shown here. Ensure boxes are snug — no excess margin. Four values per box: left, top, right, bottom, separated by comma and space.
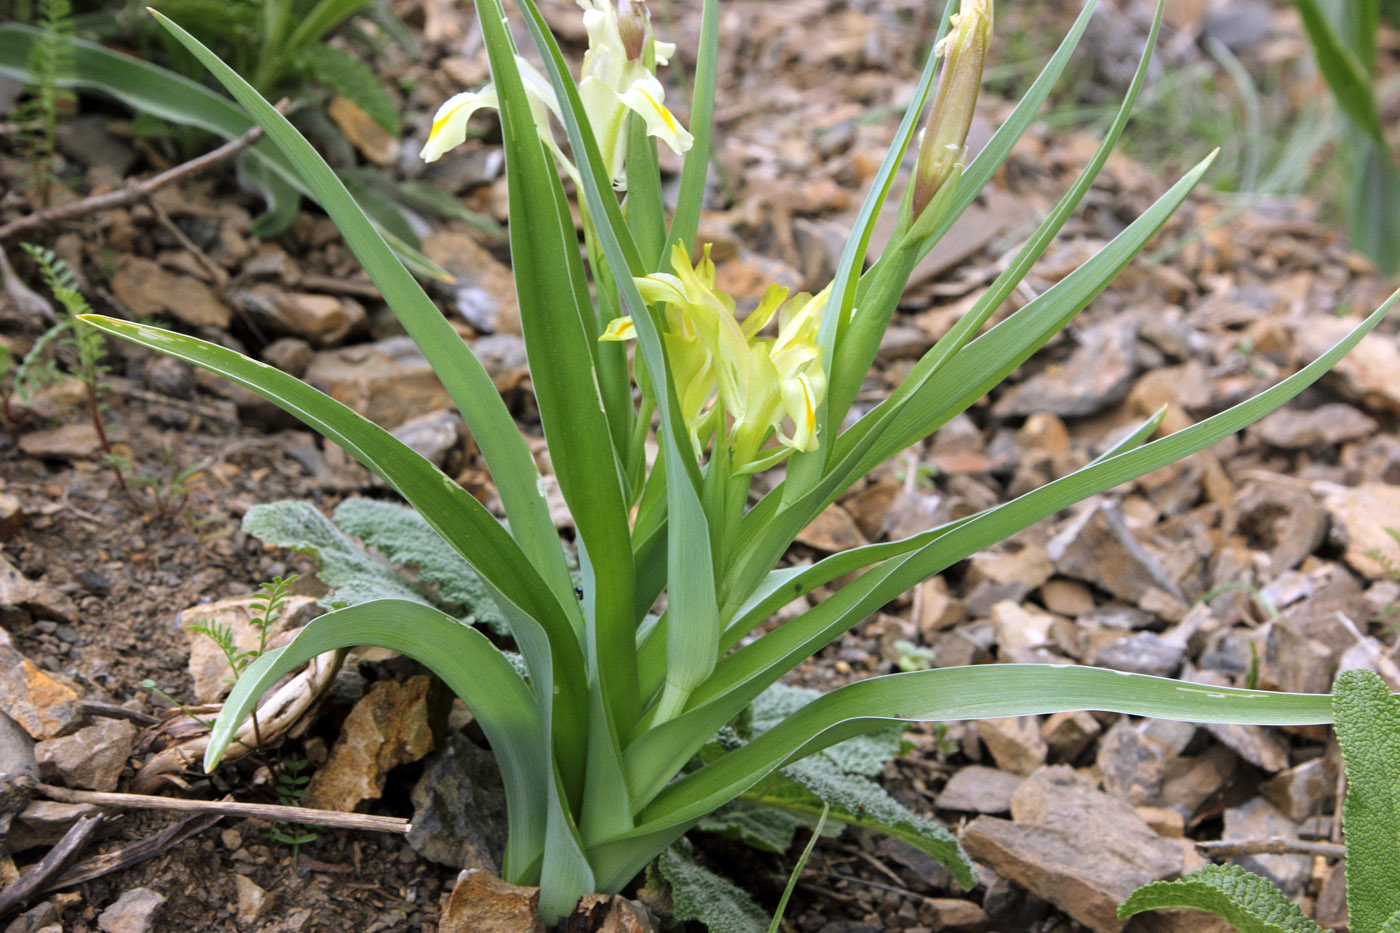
616, 0, 649, 61
911, 0, 991, 219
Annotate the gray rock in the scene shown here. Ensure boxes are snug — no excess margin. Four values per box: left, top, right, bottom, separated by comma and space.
307, 337, 455, 428
992, 319, 1137, 418
1224, 480, 1327, 574
0, 708, 38, 781
1040, 710, 1101, 762
961, 766, 1181, 933
408, 732, 509, 872
8, 800, 102, 851
1096, 717, 1195, 805
1223, 797, 1310, 894
1087, 631, 1185, 678
975, 717, 1046, 777
1261, 756, 1338, 822
1047, 500, 1185, 611
262, 337, 316, 377
36, 718, 137, 791
1251, 403, 1376, 450
391, 410, 464, 469
936, 765, 1024, 813
97, 888, 166, 933
1203, 0, 1275, 51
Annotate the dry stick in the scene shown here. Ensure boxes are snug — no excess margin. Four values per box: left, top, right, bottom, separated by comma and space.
0, 813, 103, 918
0, 106, 287, 242
41, 812, 223, 894
1196, 837, 1346, 860
36, 784, 410, 834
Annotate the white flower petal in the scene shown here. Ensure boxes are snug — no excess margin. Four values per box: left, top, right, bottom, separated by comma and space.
421, 87, 499, 162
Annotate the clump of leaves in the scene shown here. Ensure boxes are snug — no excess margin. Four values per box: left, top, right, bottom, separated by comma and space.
1118, 667, 1400, 932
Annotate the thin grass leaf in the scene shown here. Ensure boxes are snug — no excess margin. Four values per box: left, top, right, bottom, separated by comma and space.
664, 0, 716, 257
1292, 0, 1388, 149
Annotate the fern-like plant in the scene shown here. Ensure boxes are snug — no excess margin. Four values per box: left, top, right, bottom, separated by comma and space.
16, 0, 75, 206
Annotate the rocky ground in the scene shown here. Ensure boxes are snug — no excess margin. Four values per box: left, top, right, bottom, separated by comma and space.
2, 0, 1400, 931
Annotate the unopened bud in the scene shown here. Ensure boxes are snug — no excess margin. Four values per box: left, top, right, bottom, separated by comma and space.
616, 0, 649, 61
911, 0, 991, 218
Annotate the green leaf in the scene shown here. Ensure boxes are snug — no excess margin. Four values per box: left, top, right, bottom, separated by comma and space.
664, 0, 716, 256
284, 0, 373, 55
296, 43, 399, 134
1117, 864, 1324, 932
203, 599, 550, 885
1379, 909, 1400, 933
144, 12, 578, 615
1292, 0, 1388, 149
657, 843, 767, 933
1335, 668, 1400, 933
695, 803, 810, 854
332, 499, 510, 633
242, 500, 431, 609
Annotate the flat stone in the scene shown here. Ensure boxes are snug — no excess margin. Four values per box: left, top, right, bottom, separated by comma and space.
328, 95, 398, 166
8, 800, 102, 850
975, 716, 1046, 777
1096, 717, 1195, 806
233, 874, 268, 925
36, 718, 137, 791
1223, 797, 1310, 894
1047, 499, 1185, 611
0, 492, 25, 539
992, 319, 1137, 418
796, 503, 868, 552
409, 731, 508, 871
181, 594, 320, 703
305, 675, 444, 812
1086, 631, 1185, 678
0, 551, 76, 621
1322, 483, 1400, 580
424, 232, 521, 335
1040, 710, 1101, 762
18, 422, 102, 460
1224, 480, 1327, 575
988, 601, 1060, 665
1297, 315, 1400, 414
439, 869, 544, 933
1158, 746, 1237, 816
921, 898, 989, 932
111, 256, 229, 328
936, 766, 1024, 813
1039, 579, 1095, 617
262, 337, 316, 377
306, 337, 455, 429
961, 766, 1181, 933
391, 409, 463, 469
1251, 403, 1376, 449
0, 708, 37, 782
0, 628, 81, 739
97, 887, 166, 933
1261, 756, 1338, 822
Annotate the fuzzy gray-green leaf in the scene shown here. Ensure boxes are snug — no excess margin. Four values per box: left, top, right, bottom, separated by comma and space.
1117, 864, 1324, 932
657, 843, 767, 933
695, 803, 810, 853
1335, 668, 1400, 933
332, 498, 510, 634
751, 683, 901, 777
242, 500, 427, 609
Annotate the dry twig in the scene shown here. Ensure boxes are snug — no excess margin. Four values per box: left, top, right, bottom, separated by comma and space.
0, 813, 103, 918
1196, 837, 1346, 859
0, 108, 288, 242
36, 784, 410, 834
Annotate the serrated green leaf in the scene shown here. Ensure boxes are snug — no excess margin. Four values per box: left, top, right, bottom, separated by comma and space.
658, 843, 767, 933
1117, 864, 1323, 932
332, 498, 510, 633
1335, 668, 1400, 933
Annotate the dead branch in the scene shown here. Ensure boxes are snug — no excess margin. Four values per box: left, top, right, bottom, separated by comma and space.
36, 784, 409, 834
0, 813, 103, 918
1196, 837, 1345, 860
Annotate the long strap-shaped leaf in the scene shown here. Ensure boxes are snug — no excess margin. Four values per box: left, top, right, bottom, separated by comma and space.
664, 0, 718, 257
473, 0, 639, 735
626, 293, 1397, 804
203, 600, 548, 884
726, 150, 1214, 617
145, 12, 579, 618
591, 664, 1336, 892
80, 316, 591, 801
510, 0, 721, 729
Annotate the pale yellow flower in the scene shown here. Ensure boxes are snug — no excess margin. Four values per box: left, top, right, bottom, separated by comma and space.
420, 0, 692, 190
603, 244, 830, 466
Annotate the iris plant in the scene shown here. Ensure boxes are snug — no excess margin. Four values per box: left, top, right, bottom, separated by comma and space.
80, 0, 1397, 921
